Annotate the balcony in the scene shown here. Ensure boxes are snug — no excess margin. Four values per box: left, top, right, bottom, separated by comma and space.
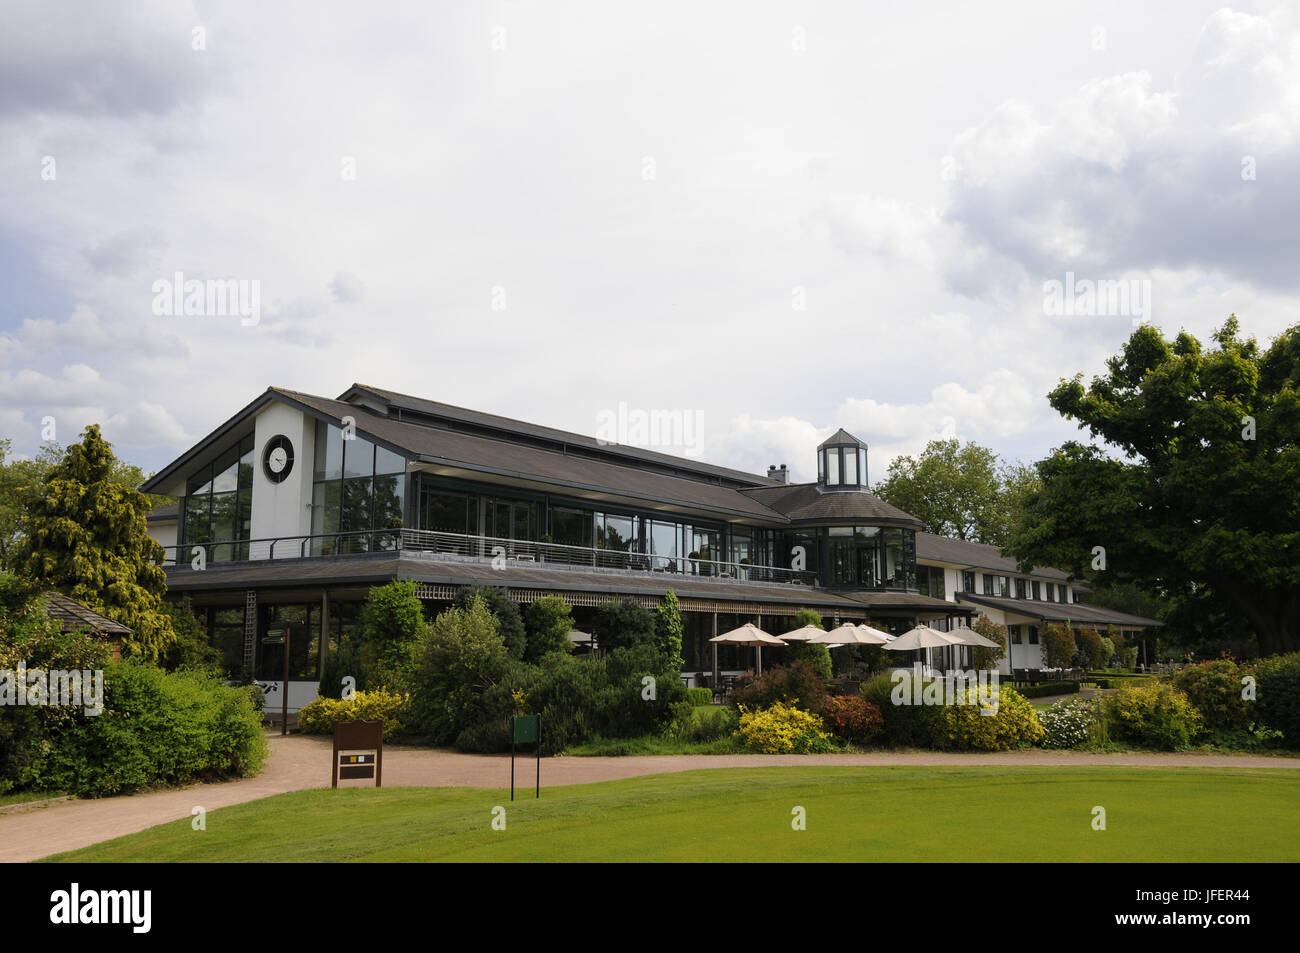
158, 527, 818, 588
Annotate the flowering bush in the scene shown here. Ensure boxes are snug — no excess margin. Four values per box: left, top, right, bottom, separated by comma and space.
935, 684, 1044, 751
1038, 698, 1097, 749
297, 689, 410, 740
730, 660, 826, 714
1101, 682, 1202, 750
820, 695, 884, 744
735, 702, 835, 753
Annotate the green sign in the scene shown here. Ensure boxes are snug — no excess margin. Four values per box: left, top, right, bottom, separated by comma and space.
511, 715, 539, 745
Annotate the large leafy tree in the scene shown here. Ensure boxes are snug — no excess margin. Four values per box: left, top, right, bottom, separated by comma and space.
14, 426, 176, 660
873, 438, 1036, 546
1009, 317, 1300, 656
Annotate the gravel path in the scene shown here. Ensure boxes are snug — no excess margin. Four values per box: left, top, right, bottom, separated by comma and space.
2, 733, 1295, 862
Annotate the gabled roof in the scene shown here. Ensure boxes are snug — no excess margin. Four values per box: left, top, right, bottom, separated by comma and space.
740, 482, 921, 526
341, 383, 780, 488
275, 389, 791, 524
915, 532, 1070, 581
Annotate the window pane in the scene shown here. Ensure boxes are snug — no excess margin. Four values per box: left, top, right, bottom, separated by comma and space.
373, 474, 405, 544
549, 507, 592, 548
421, 490, 470, 534
343, 435, 375, 480
599, 513, 635, 551
341, 477, 374, 552
843, 449, 858, 484
186, 465, 212, 496
859, 448, 867, 485
315, 423, 343, 481
375, 445, 405, 475
184, 494, 211, 545
239, 444, 254, 491
827, 449, 840, 484
817, 450, 824, 483
312, 481, 341, 536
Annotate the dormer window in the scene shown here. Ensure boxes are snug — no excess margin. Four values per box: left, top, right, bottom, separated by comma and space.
817, 429, 869, 489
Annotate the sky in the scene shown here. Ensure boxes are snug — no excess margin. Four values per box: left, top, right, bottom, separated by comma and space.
2, 1, 1299, 483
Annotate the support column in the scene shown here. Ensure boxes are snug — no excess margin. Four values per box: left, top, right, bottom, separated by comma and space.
711, 611, 719, 692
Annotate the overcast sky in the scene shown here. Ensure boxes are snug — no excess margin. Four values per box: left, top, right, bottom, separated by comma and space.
2, 1, 1298, 482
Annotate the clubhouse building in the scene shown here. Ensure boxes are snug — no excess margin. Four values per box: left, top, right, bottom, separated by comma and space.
142, 384, 1161, 710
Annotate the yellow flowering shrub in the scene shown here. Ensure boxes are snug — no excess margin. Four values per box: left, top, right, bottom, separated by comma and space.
297, 689, 409, 740
734, 701, 836, 753
1102, 681, 1202, 750
936, 684, 1045, 751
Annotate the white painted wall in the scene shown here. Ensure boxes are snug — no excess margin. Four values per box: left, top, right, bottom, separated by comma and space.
249, 402, 317, 558
149, 519, 177, 564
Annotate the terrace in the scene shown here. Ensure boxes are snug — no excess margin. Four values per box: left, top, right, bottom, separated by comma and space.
158, 527, 819, 588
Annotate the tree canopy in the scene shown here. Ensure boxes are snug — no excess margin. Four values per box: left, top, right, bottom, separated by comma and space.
1008, 317, 1300, 656
13, 426, 177, 660
873, 438, 1037, 547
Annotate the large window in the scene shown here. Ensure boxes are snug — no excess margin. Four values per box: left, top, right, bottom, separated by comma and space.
1032, 580, 1041, 600
312, 422, 406, 553
181, 436, 254, 561
256, 602, 322, 681
962, 570, 976, 592
917, 564, 945, 599
1016, 578, 1028, 599
822, 525, 915, 589
549, 506, 593, 548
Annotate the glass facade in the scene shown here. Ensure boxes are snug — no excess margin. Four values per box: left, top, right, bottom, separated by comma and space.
818, 443, 869, 489
311, 421, 406, 554
181, 435, 254, 561
821, 525, 916, 589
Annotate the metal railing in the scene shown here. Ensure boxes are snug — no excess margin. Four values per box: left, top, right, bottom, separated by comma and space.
158, 527, 816, 586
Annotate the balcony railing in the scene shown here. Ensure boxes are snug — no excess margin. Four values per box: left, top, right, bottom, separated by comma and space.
158, 527, 817, 587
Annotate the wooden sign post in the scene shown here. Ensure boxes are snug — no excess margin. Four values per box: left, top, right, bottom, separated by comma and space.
331, 720, 384, 788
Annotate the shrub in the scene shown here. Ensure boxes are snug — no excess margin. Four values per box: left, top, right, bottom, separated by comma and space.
34, 662, 267, 797
820, 695, 884, 744
523, 595, 574, 663
1076, 628, 1104, 669
860, 671, 944, 748
1042, 623, 1077, 668
1172, 659, 1251, 734
594, 598, 656, 652
455, 586, 526, 659
1039, 698, 1098, 749
1251, 652, 1300, 746
319, 636, 363, 699
1014, 681, 1081, 699
689, 705, 738, 742
1098, 636, 1116, 668
935, 684, 1044, 751
730, 660, 826, 714
687, 686, 713, 706
409, 595, 511, 743
160, 597, 223, 675
1102, 682, 1203, 750
655, 590, 685, 673
783, 642, 833, 681
359, 581, 431, 693
735, 702, 835, 753
297, 688, 409, 740
970, 615, 1007, 670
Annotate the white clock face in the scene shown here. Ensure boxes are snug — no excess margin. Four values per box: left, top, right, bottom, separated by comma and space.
268, 447, 288, 473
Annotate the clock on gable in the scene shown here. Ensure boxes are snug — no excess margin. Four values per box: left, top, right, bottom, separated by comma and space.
262, 434, 295, 483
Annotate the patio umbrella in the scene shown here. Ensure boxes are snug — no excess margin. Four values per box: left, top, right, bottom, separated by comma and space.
777, 624, 824, 642
808, 622, 889, 646
710, 622, 785, 675
884, 623, 962, 671
943, 624, 1000, 669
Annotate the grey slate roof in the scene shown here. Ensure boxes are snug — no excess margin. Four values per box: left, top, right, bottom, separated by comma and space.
955, 592, 1163, 628
41, 592, 133, 636
277, 390, 790, 523
740, 482, 922, 526
818, 428, 868, 448
147, 501, 180, 522
915, 531, 1070, 580
342, 383, 780, 488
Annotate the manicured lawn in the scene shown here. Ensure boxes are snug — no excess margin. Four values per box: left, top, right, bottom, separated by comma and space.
44, 766, 1300, 862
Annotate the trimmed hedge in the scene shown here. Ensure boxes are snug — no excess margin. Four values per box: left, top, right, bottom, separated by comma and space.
686, 686, 713, 707
1252, 653, 1300, 746
1013, 681, 1081, 699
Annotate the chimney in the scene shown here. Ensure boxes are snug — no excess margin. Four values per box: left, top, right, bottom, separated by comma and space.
767, 464, 789, 483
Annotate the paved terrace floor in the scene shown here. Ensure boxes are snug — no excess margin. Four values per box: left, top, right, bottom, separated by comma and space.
2, 733, 1297, 863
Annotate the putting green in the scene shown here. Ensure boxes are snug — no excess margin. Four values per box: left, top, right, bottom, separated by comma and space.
45, 766, 1300, 862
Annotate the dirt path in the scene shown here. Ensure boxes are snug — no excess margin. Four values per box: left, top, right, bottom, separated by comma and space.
2, 733, 1296, 863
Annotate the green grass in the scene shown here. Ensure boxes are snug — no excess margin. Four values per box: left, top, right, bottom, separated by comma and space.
0, 790, 67, 808
44, 766, 1300, 862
